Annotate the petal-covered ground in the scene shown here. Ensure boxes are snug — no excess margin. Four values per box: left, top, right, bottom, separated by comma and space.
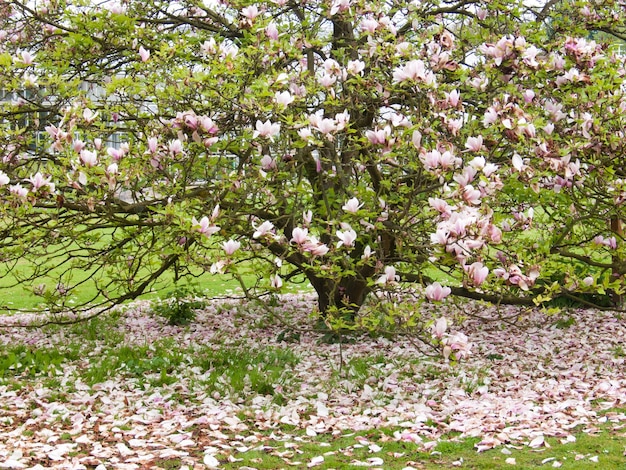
0, 294, 625, 469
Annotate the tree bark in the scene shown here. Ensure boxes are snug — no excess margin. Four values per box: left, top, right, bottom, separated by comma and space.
611, 216, 623, 307
309, 274, 371, 319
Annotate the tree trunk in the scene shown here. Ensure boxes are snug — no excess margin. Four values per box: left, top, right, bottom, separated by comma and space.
309, 275, 371, 320
611, 216, 623, 307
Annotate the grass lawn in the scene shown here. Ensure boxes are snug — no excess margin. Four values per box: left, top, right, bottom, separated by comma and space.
0, 258, 308, 312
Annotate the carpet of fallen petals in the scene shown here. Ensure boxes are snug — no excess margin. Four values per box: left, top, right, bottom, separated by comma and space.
0, 294, 625, 469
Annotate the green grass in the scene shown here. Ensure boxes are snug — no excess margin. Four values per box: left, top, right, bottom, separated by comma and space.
0, 313, 302, 404
0, 343, 81, 380
0, 266, 248, 311
0, 256, 309, 312
215, 421, 626, 469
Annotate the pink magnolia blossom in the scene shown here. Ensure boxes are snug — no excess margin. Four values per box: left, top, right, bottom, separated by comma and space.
430, 228, 449, 245
265, 22, 279, 41
210, 260, 226, 274
73, 140, 86, 153
483, 163, 499, 177
481, 36, 515, 65
512, 154, 524, 172
556, 67, 582, 86
309, 111, 343, 136
428, 197, 452, 218
9, 184, 28, 198
192, 216, 220, 237
199, 116, 218, 134
605, 236, 617, 250
252, 220, 275, 239
446, 117, 463, 135
270, 274, 283, 289
297, 127, 313, 142
107, 146, 125, 161
390, 112, 411, 127
522, 89, 535, 103
176, 110, 198, 130
330, 0, 351, 15
210, 204, 220, 221
393, 59, 434, 84
80, 149, 98, 167
377, 266, 399, 285
412, 130, 422, 149
468, 156, 486, 171
313, 154, 322, 173
168, 139, 183, 155
593, 235, 605, 246
302, 236, 329, 256
465, 136, 483, 152
254, 120, 281, 140
319, 74, 336, 88
323, 58, 341, 75
0, 171, 9, 186
241, 5, 259, 21
342, 197, 363, 214
260, 155, 276, 171
545, 100, 566, 122
543, 122, 555, 135
454, 167, 477, 187
303, 210, 313, 226
291, 227, 308, 245
148, 137, 159, 153
346, 59, 365, 75
425, 282, 451, 301
219, 43, 238, 60
463, 185, 482, 205
518, 119, 536, 138
432, 317, 448, 339
422, 150, 440, 170
23, 72, 38, 88
28, 172, 55, 192
45, 124, 61, 139
466, 262, 489, 286
439, 150, 458, 169
360, 17, 378, 33
138, 46, 150, 62
495, 264, 540, 290
104, 1, 126, 14
19, 50, 35, 65
366, 126, 391, 145
82, 108, 98, 124
522, 45, 540, 67
445, 89, 461, 107
336, 229, 357, 248
315, 118, 337, 135
222, 239, 241, 255
274, 91, 294, 107
482, 107, 498, 127
443, 332, 472, 360
201, 38, 217, 55
335, 110, 350, 131
487, 224, 503, 243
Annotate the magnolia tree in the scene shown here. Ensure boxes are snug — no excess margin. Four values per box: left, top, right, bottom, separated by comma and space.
0, 0, 625, 336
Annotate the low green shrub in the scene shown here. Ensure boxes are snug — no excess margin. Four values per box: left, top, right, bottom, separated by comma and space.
152, 285, 206, 325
